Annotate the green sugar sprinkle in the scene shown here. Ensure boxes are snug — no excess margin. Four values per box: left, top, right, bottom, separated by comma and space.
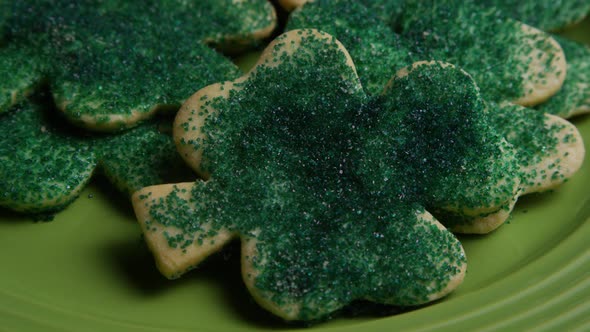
489, 102, 572, 190
477, 0, 590, 31
141, 30, 577, 319
142, 32, 544, 319
360, 64, 520, 218
0, 93, 193, 213
287, 0, 413, 95
0, 0, 274, 130
535, 37, 590, 118
359, 0, 590, 32
287, 0, 563, 103
0, 95, 97, 213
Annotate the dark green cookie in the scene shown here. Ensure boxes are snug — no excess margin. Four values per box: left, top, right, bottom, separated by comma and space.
0, 43, 44, 113
286, 0, 413, 95
0, 95, 193, 214
490, 102, 584, 193
288, 0, 565, 106
133, 29, 584, 321
133, 30, 535, 321
477, 0, 590, 31
0, 97, 97, 213
0, 0, 275, 131
535, 37, 590, 118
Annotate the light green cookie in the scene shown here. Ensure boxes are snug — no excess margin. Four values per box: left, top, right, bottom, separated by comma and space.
132, 29, 584, 321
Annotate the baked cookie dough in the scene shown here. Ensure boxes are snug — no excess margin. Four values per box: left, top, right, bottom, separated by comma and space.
134, 30, 474, 321
0, 94, 193, 213
0, 0, 276, 131
287, 0, 566, 106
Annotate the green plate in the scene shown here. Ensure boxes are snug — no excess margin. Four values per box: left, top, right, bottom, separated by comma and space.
1, 17, 590, 332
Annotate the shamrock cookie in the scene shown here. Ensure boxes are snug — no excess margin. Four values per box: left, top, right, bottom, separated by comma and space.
134, 30, 478, 321
0, 97, 96, 212
440, 101, 585, 233
357, 61, 522, 235
0, 43, 43, 113
535, 37, 590, 118
287, 0, 566, 106
477, 0, 590, 31
0, 0, 276, 131
490, 102, 585, 194
0, 94, 193, 213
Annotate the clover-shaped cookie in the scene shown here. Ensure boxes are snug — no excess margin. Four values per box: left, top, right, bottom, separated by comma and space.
439, 100, 585, 233
134, 30, 474, 320
0, 0, 276, 131
475, 0, 590, 31
0, 93, 192, 213
287, 0, 566, 107
131, 29, 583, 321
352, 0, 590, 32
535, 37, 590, 118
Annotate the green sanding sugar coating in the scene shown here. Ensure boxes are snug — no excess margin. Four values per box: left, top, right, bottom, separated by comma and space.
478, 0, 590, 31
535, 37, 590, 118
399, 0, 561, 102
287, 0, 562, 102
489, 102, 570, 188
146, 32, 558, 319
287, 0, 413, 95
0, 96, 97, 212
97, 118, 195, 196
358, 0, 590, 32
0, 43, 44, 113
0, 94, 193, 213
1, 0, 274, 130
360, 64, 519, 215
356, 0, 406, 28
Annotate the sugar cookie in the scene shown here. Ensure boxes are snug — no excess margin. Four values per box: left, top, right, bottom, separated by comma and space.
133, 28, 584, 320
535, 37, 590, 118
134, 27, 581, 320
0, 94, 193, 213
287, 0, 566, 106
0, 97, 96, 212
444, 102, 585, 234
0, 0, 276, 131
134, 30, 472, 321
477, 0, 590, 31
490, 102, 585, 195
